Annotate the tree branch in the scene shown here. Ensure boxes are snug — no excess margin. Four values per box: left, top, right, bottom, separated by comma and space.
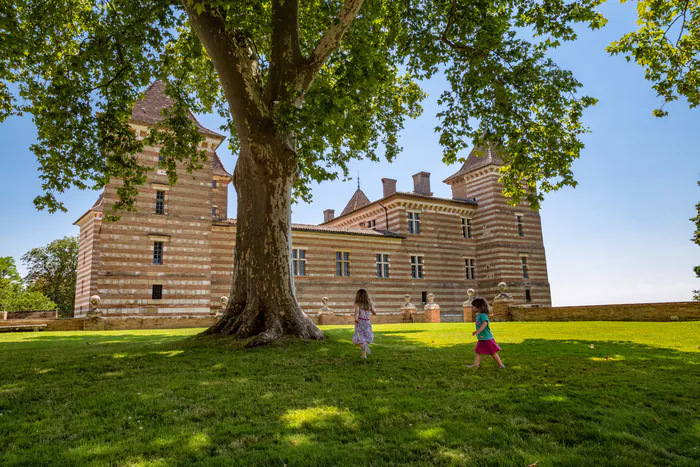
294, 0, 364, 102
181, 1, 268, 136
265, 0, 303, 106
441, 0, 488, 58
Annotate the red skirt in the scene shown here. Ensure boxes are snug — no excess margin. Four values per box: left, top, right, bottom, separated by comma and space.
475, 339, 502, 355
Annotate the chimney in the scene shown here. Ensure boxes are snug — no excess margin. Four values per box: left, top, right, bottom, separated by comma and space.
381, 178, 397, 197
412, 172, 432, 196
323, 209, 335, 222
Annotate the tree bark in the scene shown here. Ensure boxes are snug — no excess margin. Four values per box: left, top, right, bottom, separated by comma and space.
205, 132, 326, 346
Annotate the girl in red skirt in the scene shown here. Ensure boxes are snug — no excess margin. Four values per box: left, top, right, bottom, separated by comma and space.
468, 297, 505, 369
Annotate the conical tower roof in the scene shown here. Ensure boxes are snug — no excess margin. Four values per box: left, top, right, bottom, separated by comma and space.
443, 144, 502, 183
131, 81, 224, 139
341, 188, 371, 215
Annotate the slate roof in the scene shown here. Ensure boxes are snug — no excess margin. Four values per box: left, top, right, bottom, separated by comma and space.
443, 144, 503, 183
131, 81, 225, 139
216, 219, 403, 238
341, 188, 371, 216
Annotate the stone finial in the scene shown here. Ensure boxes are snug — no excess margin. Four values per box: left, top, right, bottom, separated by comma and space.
220, 296, 229, 305
467, 288, 475, 299
401, 294, 416, 323
463, 288, 476, 308
494, 282, 513, 301
89, 295, 101, 310
85, 295, 104, 324
423, 293, 440, 323
320, 296, 331, 312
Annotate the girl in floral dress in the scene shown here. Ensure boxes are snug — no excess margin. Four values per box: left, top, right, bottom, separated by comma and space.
352, 289, 377, 359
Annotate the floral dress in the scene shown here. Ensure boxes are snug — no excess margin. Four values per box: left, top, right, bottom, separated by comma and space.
352, 307, 374, 345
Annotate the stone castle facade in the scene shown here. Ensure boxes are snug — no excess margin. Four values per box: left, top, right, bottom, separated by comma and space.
74, 82, 551, 318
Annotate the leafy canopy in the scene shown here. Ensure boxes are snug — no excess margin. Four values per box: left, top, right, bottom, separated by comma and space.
1, 0, 608, 211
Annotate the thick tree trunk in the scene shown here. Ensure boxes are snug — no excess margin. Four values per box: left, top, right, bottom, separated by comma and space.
205, 132, 326, 346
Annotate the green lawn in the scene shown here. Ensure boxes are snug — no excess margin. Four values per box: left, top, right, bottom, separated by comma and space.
0, 323, 698, 466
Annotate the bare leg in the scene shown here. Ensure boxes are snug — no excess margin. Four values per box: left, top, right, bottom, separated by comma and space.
492, 352, 504, 368
356, 344, 366, 359
468, 353, 481, 368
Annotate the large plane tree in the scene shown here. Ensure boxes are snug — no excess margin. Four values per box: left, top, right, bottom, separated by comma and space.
1, 0, 606, 345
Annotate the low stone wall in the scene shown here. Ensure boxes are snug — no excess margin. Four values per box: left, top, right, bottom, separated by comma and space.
306, 311, 427, 325
510, 301, 700, 322
3, 311, 59, 320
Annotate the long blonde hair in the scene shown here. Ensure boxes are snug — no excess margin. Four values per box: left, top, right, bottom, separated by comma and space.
354, 289, 372, 310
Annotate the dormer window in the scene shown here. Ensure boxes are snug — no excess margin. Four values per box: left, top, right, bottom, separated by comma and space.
212, 180, 217, 189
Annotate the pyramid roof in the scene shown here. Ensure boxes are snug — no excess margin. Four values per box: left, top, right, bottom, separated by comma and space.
444, 144, 503, 183
131, 81, 225, 139
341, 188, 371, 216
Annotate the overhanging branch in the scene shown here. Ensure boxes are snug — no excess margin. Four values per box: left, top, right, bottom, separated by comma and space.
294, 0, 364, 102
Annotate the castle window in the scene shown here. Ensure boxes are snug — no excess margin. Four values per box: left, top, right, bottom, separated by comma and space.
525, 289, 532, 303
212, 180, 217, 189
336, 252, 350, 277
158, 154, 164, 165
516, 214, 524, 236
407, 211, 420, 234
461, 218, 472, 238
292, 249, 306, 276
376, 254, 390, 278
155, 190, 165, 215
152, 285, 163, 300
521, 256, 529, 279
465, 258, 476, 280
81, 280, 84, 294
421, 291, 427, 304
212, 206, 217, 217
411, 255, 424, 279
153, 242, 164, 265
367, 219, 376, 229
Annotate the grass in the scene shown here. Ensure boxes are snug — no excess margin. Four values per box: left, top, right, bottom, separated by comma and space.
0, 322, 699, 466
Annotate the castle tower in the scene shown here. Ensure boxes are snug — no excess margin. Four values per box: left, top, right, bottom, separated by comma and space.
444, 146, 551, 306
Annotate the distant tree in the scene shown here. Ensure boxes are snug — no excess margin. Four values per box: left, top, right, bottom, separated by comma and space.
21, 236, 78, 315
0, 256, 57, 312
692, 181, 700, 300
2, 291, 57, 312
608, 0, 700, 298
0, 256, 22, 291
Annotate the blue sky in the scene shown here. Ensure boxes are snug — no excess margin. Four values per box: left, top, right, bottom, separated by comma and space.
0, 2, 698, 306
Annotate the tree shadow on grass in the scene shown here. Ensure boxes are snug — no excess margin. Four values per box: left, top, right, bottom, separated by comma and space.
0, 327, 698, 466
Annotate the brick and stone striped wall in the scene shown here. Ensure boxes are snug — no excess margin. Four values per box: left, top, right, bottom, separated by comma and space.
453, 167, 551, 307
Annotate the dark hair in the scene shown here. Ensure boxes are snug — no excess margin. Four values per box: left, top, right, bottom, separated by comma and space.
471, 297, 489, 315
354, 289, 372, 310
